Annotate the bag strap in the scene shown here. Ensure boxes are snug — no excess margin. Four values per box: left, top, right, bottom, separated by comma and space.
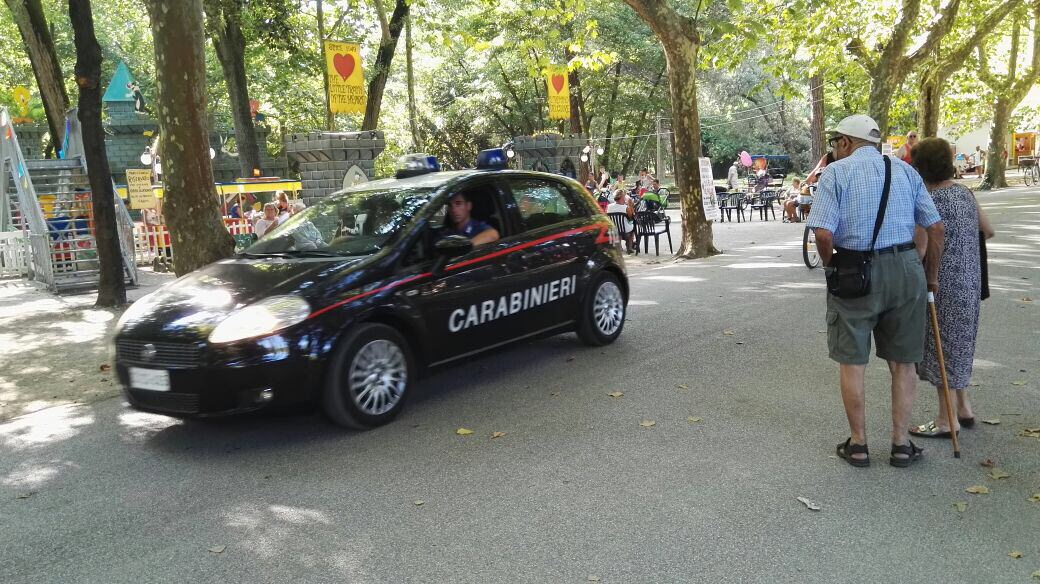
870, 155, 892, 251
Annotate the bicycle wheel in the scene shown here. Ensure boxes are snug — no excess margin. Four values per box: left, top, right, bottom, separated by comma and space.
803, 224, 821, 269
1032, 165, 1039, 186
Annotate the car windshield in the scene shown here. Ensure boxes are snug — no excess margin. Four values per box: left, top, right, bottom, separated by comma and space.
244, 187, 436, 257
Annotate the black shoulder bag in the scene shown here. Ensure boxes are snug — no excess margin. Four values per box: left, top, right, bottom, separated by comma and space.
826, 156, 891, 299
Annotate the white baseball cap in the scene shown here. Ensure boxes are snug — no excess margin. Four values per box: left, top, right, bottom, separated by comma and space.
830, 114, 882, 143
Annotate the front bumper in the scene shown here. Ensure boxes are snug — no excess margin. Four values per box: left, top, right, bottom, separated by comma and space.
114, 333, 326, 417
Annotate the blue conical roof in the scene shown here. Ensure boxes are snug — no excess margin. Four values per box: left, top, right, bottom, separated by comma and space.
103, 62, 135, 102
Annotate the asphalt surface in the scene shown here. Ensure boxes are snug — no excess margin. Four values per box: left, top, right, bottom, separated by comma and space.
2, 187, 1038, 583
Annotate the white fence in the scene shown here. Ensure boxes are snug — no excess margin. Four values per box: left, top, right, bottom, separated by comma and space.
0, 232, 32, 278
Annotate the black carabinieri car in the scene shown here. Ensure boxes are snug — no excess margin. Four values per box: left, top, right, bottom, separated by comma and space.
113, 152, 629, 429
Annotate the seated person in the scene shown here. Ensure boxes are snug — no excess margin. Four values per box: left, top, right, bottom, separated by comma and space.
442, 192, 500, 245
605, 191, 636, 253
783, 178, 802, 222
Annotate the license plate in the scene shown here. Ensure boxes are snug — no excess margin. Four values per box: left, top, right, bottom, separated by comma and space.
129, 367, 170, 392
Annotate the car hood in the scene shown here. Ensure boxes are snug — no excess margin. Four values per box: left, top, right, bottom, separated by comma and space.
116, 255, 368, 342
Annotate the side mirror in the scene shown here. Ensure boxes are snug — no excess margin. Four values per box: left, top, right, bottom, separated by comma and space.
434, 235, 473, 258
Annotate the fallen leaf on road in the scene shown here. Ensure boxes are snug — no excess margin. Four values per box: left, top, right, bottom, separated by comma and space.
969, 382, 981, 387
723, 330, 734, 336
414, 500, 425, 506
982, 419, 1001, 425
980, 458, 997, 468
1009, 551, 1023, 559
953, 501, 968, 512
676, 383, 689, 390
1033, 569, 1040, 579
796, 497, 821, 511
456, 428, 474, 436
966, 485, 990, 494
608, 391, 624, 398
736, 341, 745, 345
640, 420, 656, 428
1020, 296, 1033, 302
687, 416, 702, 423
491, 431, 506, 439
1011, 381, 1027, 386
1029, 493, 1040, 502
99, 363, 110, 372
207, 545, 226, 554
15, 491, 35, 500
587, 576, 601, 582
989, 468, 1012, 480
550, 392, 560, 397
1019, 428, 1040, 439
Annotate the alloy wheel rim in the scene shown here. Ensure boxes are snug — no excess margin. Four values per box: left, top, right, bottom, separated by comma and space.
347, 339, 407, 415
593, 281, 624, 336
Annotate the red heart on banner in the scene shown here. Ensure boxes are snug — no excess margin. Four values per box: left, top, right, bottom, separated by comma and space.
333, 53, 355, 81
551, 74, 565, 94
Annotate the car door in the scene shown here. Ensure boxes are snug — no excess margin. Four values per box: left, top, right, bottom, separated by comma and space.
407, 177, 534, 365
500, 176, 594, 333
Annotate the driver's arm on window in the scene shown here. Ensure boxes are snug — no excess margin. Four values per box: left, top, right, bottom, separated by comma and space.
471, 227, 500, 246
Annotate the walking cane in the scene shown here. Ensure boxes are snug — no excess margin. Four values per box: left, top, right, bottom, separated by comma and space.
927, 291, 961, 458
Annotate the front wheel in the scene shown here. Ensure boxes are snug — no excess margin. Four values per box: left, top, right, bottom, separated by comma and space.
803, 225, 821, 269
577, 271, 626, 346
323, 323, 414, 429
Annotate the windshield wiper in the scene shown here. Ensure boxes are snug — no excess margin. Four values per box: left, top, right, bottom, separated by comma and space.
238, 251, 293, 258
280, 249, 349, 258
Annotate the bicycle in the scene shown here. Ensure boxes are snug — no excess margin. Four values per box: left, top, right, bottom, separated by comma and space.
1020, 157, 1038, 186
802, 223, 821, 269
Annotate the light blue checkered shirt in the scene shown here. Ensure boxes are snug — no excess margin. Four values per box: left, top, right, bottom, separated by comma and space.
807, 147, 941, 251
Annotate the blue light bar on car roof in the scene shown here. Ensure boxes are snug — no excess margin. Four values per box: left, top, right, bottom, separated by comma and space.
475, 148, 508, 170
395, 153, 441, 179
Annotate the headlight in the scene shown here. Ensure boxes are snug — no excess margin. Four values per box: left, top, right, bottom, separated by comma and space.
114, 291, 159, 333
209, 295, 311, 344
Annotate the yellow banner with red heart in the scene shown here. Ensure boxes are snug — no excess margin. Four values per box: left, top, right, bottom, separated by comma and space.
545, 66, 570, 121
325, 41, 366, 114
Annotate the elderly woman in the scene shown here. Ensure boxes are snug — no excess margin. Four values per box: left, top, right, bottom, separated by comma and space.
909, 138, 995, 438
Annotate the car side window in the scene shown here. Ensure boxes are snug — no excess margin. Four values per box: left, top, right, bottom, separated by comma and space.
510, 179, 580, 231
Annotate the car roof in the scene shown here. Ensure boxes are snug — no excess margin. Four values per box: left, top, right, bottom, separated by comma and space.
333, 169, 580, 196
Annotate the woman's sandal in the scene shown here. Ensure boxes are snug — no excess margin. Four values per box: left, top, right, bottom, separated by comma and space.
959, 417, 976, 429
837, 438, 870, 468
909, 420, 957, 438
890, 441, 923, 468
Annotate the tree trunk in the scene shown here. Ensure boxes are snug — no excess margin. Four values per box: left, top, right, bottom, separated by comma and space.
917, 72, 941, 138
208, 1, 263, 178
69, 0, 125, 306
405, 14, 420, 149
980, 99, 1012, 190
810, 74, 825, 161
600, 62, 623, 171
5, 0, 69, 156
623, 0, 717, 258
144, 0, 234, 275
317, 0, 334, 130
361, 0, 408, 131
662, 41, 716, 257
867, 70, 901, 138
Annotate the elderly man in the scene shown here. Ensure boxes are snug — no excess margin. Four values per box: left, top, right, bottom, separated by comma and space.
727, 160, 741, 191
807, 114, 945, 469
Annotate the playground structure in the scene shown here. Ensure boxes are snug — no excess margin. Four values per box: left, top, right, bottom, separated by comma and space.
1, 106, 138, 292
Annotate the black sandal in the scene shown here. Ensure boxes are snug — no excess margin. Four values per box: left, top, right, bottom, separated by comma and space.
959, 417, 976, 429
837, 438, 870, 467
890, 441, 923, 468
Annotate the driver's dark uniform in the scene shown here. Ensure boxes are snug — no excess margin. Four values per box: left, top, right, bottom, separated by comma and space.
445, 219, 492, 238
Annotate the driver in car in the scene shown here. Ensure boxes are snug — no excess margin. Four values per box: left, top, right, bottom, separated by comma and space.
443, 192, 499, 245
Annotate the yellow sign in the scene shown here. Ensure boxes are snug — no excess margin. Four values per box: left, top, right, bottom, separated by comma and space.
12, 86, 31, 122
325, 41, 366, 114
545, 66, 570, 121
126, 169, 156, 209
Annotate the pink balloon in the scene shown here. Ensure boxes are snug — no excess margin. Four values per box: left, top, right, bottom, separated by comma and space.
739, 151, 753, 167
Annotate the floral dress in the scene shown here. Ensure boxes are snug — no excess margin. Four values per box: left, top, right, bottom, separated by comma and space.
919, 184, 981, 390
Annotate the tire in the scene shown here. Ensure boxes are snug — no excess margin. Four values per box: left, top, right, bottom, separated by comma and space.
322, 323, 414, 429
577, 271, 626, 346
803, 224, 821, 269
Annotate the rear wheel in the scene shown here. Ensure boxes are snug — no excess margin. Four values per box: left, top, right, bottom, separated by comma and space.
577, 271, 626, 346
323, 323, 413, 429
803, 224, 821, 269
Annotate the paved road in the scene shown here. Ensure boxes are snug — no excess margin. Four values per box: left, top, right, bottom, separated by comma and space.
2, 187, 1038, 583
